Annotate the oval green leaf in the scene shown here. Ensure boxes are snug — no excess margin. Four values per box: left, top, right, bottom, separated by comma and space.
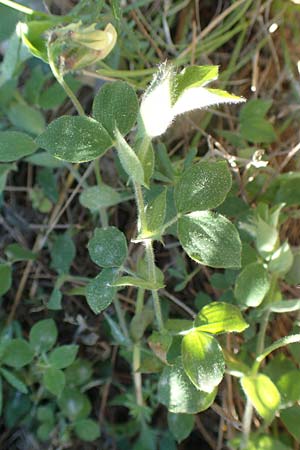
181, 330, 225, 392
79, 185, 122, 211
88, 226, 127, 268
8, 103, 45, 135
167, 412, 194, 443
0, 131, 38, 162
92, 81, 138, 138
58, 388, 91, 420
86, 268, 118, 314
43, 367, 65, 397
29, 318, 58, 353
2, 339, 34, 368
178, 211, 241, 269
0, 367, 28, 394
241, 374, 280, 423
234, 262, 270, 307
194, 302, 248, 334
36, 116, 113, 162
50, 232, 76, 275
175, 161, 232, 213
48, 345, 78, 370
158, 357, 216, 414
74, 419, 101, 442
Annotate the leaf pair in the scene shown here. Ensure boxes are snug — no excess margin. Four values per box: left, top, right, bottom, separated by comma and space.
86, 227, 128, 314
181, 302, 248, 393
175, 161, 242, 269
158, 302, 248, 413
37, 81, 139, 162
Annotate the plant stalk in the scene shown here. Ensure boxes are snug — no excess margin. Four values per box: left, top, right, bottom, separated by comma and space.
133, 181, 147, 233
133, 182, 164, 331
47, 42, 85, 117
256, 310, 271, 358
133, 288, 145, 406
240, 309, 271, 449
145, 241, 164, 331
133, 343, 143, 405
240, 397, 253, 449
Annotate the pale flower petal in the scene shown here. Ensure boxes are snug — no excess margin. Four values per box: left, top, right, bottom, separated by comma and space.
140, 64, 245, 138
172, 86, 245, 117
140, 76, 173, 138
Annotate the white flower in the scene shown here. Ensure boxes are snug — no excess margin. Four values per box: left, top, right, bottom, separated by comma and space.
140, 63, 245, 138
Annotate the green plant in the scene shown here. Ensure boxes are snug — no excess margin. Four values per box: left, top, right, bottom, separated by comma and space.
1, 1, 300, 449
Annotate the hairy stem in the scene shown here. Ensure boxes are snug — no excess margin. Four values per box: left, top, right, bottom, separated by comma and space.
133, 182, 164, 331
133, 182, 147, 232
145, 241, 164, 331
133, 344, 143, 405
133, 288, 145, 406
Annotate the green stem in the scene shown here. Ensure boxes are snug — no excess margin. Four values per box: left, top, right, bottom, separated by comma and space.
133, 344, 143, 405
56, 274, 91, 288
253, 333, 300, 374
57, 74, 85, 117
133, 182, 164, 331
95, 64, 156, 78
94, 159, 102, 185
47, 42, 85, 117
240, 398, 253, 450
133, 287, 144, 406
256, 310, 271, 360
133, 182, 147, 233
145, 241, 164, 331
136, 288, 145, 315
240, 309, 271, 449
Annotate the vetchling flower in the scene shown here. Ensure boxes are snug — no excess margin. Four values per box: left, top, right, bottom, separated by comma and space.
140, 62, 245, 138
43, 21, 117, 72
69, 22, 117, 53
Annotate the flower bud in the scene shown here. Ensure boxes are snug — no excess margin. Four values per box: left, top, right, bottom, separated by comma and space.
70, 23, 117, 55
48, 22, 117, 72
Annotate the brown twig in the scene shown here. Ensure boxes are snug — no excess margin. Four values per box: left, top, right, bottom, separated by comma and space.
130, 9, 164, 60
